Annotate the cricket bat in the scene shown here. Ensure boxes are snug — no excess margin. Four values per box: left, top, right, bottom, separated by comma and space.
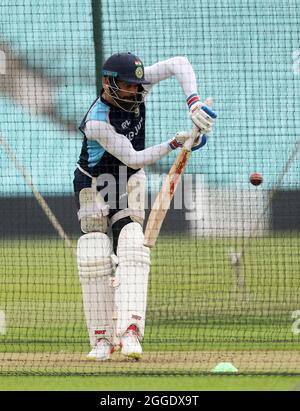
143, 126, 198, 248
144, 103, 216, 248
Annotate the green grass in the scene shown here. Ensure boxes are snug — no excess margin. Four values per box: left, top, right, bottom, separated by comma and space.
0, 375, 299, 391
0, 235, 300, 374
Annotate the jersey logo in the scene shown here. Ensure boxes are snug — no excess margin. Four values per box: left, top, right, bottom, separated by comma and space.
121, 120, 131, 129
125, 117, 143, 141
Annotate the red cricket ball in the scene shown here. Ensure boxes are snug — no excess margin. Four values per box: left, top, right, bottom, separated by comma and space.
249, 172, 263, 186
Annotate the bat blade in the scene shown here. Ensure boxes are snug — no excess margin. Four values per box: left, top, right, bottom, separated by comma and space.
144, 147, 192, 248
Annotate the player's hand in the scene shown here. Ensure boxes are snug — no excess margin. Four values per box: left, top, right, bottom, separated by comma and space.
188, 96, 217, 134
168, 130, 207, 151
190, 104, 217, 135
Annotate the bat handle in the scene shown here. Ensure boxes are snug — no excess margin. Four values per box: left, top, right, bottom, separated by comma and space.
183, 125, 200, 151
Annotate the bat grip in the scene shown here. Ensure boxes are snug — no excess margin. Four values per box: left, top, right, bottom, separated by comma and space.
183, 125, 199, 151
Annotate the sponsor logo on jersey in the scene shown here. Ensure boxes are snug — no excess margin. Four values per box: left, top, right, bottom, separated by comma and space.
121, 120, 131, 129
126, 117, 143, 141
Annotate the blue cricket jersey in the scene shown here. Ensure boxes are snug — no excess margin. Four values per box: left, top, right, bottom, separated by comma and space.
77, 95, 146, 178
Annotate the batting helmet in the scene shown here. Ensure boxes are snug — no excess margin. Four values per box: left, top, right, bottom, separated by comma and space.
102, 52, 150, 85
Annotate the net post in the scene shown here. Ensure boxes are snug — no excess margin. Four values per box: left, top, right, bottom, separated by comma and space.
91, 0, 103, 96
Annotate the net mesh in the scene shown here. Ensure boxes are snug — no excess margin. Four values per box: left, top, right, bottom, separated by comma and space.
0, 0, 299, 375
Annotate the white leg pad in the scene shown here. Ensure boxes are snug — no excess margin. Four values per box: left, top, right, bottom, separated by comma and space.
114, 222, 151, 340
77, 233, 116, 347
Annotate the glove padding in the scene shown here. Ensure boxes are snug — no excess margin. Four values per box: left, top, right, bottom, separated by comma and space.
191, 134, 207, 151
168, 130, 207, 151
190, 104, 217, 134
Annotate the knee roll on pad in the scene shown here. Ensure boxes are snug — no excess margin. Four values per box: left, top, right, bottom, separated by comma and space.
77, 232, 114, 279
117, 222, 150, 267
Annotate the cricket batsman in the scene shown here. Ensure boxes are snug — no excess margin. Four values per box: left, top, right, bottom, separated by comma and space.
73, 52, 217, 361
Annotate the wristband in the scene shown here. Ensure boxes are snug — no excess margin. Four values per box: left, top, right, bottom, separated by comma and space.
186, 93, 200, 112
168, 138, 181, 150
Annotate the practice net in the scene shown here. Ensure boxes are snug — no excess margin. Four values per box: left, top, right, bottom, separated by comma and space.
0, 0, 299, 375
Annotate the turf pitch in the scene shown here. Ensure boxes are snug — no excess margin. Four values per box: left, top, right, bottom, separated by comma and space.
0, 235, 300, 375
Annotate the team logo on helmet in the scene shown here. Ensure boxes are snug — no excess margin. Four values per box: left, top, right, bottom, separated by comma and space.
135, 66, 143, 79
135, 60, 143, 78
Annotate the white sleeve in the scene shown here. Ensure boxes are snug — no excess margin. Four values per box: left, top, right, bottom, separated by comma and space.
85, 120, 172, 170
144, 56, 199, 98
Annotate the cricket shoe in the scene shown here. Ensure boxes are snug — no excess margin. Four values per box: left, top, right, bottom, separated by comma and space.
120, 325, 142, 360
87, 338, 115, 361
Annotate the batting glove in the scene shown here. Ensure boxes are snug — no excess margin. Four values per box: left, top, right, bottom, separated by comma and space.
168, 130, 207, 151
187, 94, 217, 134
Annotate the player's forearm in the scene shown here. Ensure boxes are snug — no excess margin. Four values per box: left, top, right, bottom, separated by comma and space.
85, 120, 172, 170
145, 56, 198, 98
124, 142, 171, 169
